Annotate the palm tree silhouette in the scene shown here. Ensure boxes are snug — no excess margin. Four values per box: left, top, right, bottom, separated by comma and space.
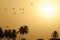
18, 25, 29, 40
4, 30, 8, 40
50, 31, 60, 40
24, 25, 28, 34
18, 26, 24, 40
52, 31, 58, 39
8, 29, 12, 40
11, 29, 17, 40
0, 27, 4, 40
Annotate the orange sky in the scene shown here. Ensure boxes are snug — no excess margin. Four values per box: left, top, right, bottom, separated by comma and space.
0, 0, 60, 40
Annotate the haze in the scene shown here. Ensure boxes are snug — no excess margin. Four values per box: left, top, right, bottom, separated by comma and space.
0, 0, 60, 40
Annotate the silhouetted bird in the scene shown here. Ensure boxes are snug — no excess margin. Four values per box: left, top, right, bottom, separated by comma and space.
4, 8, 7, 10
20, 8, 21, 10
14, 12, 16, 14
13, 8, 15, 10
22, 9, 24, 10
22, 12, 24, 14
31, 3, 33, 5
6, 25, 9, 27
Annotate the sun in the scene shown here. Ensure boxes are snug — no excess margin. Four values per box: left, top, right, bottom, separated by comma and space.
43, 5, 54, 16
35, 4, 54, 18
35, 2, 58, 18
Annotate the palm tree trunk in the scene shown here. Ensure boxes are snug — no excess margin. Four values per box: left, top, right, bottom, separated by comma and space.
1, 38, 2, 40
8, 37, 10, 40
4, 37, 5, 40
19, 33, 21, 40
8, 38, 10, 40
21, 34, 24, 40
19, 34, 23, 40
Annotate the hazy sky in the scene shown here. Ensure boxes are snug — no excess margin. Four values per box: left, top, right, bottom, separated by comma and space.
0, 0, 60, 40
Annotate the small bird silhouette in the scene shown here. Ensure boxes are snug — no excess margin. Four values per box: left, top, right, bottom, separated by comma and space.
13, 8, 15, 10
14, 12, 16, 14
31, 3, 33, 5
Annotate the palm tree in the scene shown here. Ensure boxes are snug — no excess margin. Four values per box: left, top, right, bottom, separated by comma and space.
11, 29, 17, 40
0, 27, 4, 40
24, 25, 28, 34
4, 30, 8, 40
18, 26, 24, 40
18, 25, 29, 40
51, 31, 58, 39
8, 29, 12, 40
50, 31, 59, 40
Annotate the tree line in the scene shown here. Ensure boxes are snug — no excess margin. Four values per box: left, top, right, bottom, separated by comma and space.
37, 31, 59, 40
0, 25, 29, 40
0, 25, 60, 40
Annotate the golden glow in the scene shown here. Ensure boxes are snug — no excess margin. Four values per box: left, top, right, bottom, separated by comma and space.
43, 5, 53, 16
35, 0, 59, 19
0, 0, 60, 40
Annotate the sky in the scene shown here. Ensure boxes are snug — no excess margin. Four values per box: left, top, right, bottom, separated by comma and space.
0, 0, 60, 40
